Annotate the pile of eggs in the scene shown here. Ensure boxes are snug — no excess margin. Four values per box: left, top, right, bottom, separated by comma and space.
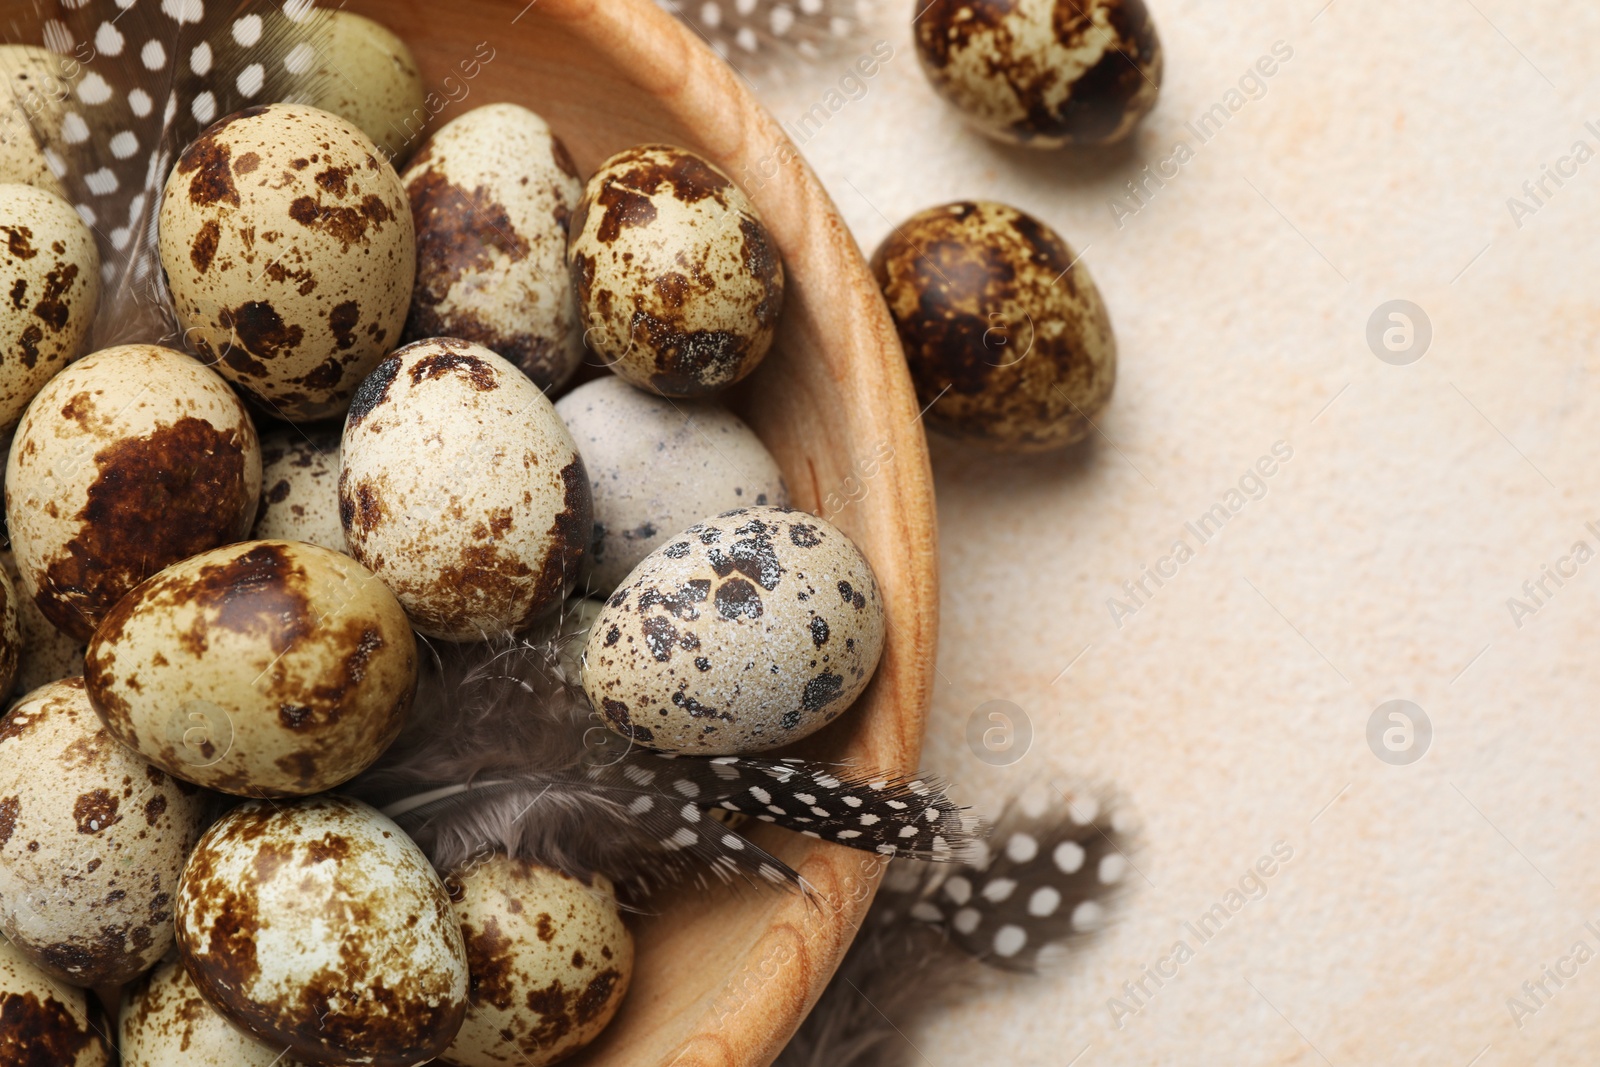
0, 10, 888, 1066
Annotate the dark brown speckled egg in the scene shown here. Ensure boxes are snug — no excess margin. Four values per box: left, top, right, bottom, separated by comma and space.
871, 201, 1116, 453
914, 0, 1162, 147
567, 145, 784, 397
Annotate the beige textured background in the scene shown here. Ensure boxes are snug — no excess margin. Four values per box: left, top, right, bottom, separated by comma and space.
750, 1, 1600, 1064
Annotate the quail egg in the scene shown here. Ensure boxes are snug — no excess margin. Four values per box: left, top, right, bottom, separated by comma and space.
0, 678, 210, 987
0, 47, 75, 198
914, 0, 1163, 146
582, 506, 885, 754
305, 11, 429, 167
567, 144, 784, 397
2, 551, 81, 694
871, 201, 1115, 452
339, 338, 592, 640
0, 932, 113, 1066
556, 376, 788, 595
6, 344, 262, 642
0, 183, 100, 435
440, 856, 632, 1067
85, 540, 417, 798
177, 795, 469, 1067
252, 427, 344, 552
0, 566, 18, 697
121, 957, 310, 1067
158, 103, 416, 422
403, 103, 585, 391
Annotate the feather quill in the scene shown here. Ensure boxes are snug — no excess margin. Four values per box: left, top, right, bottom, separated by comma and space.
776, 786, 1133, 1066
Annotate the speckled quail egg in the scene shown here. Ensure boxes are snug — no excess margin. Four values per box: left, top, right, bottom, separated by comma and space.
158, 103, 416, 422
339, 338, 592, 640
582, 506, 885, 754
914, 0, 1163, 147
305, 11, 429, 167
440, 856, 631, 1067
567, 144, 784, 397
0, 47, 75, 198
871, 201, 1115, 452
2, 550, 81, 694
252, 427, 344, 552
0, 184, 99, 435
176, 795, 469, 1067
556, 376, 788, 595
0, 678, 209, 987
1, 932, 114, 1066
6, 344, 262, 642
85, 540, 416, 798
403, 104, 585, 391
0, 565, 19, 697
121, 957, 310, 1067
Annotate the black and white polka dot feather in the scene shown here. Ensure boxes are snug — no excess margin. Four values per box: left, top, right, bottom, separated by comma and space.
4, 0, 334, 348
657, 0, 866, 73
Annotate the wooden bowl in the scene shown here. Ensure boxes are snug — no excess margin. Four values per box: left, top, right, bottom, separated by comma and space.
346, 0, 940, 1063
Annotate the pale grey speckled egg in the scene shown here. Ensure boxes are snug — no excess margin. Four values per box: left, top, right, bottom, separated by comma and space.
6, 344, 262, 643
252, 427, 344, 552
440, 856, 632, 1067
567, 144, 784, 397
403, 103, 585, 391
305, 11, 428, 167
1, 932, 113, 1066
121, 957, 310, 1067
556, 376, 788, 596
158, 103, 416, 422
0, 183, 99, 436
582, 506, 885, 754
176, 795, 468, 1067
0, 678, 210, 987
339, 338, 592, 641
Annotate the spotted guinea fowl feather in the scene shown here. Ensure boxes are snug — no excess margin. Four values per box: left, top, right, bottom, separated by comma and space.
346, 611, 975, 898
2, 0, 334, 349
657, 0, 866, 77
775, 787, 1132, 1067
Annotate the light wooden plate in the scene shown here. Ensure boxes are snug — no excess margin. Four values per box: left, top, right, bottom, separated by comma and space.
345, 0, 940, 1063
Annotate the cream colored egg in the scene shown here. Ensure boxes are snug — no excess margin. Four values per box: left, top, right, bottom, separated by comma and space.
0, 46, 76, 197
403, 104, 585, 391
338, 338, 592, 640
4, 542, 83, 694
121, 957, 310, 1067
5, 344, 262, 642
0, 933, 114, 1066
0, 678, 210, 986
0, 184, 99, 435
158, 103, 416, 422
85, 540, 417, 798
582, 506, 885, 754
555, 376, 788, 595
252, 427, 344, 552
306, 12, 429, 167
176, 795, 469, 1066
567, 144, 784, 397
440, 857, 632, 1067
0, 565, 19, 697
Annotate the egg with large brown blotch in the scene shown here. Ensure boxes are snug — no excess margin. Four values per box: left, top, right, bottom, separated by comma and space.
556, 376, 789, 595
176, 795, 469, 1067
914, 0, 1162, 147
0, 678, 210, 987
440, 856, 632, 1067
582, 506, 885, 754
6, 344, 262, 642
85, 540, 416, 798
567, 144, 784, 397
871, 201, 1115, 452
252, 427, 345, 553
0, 183, 100, 435
121, 957, 312, 1067
339, 338, 592, 641
158, 103, 416, 422
403, 104, 585, 391
1, 933, 114, 1066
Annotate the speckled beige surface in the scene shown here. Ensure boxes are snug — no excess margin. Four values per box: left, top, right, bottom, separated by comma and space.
759, 2, 1600, 1063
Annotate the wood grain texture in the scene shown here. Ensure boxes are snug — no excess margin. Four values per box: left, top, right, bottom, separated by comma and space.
334, 1, 940, 1064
